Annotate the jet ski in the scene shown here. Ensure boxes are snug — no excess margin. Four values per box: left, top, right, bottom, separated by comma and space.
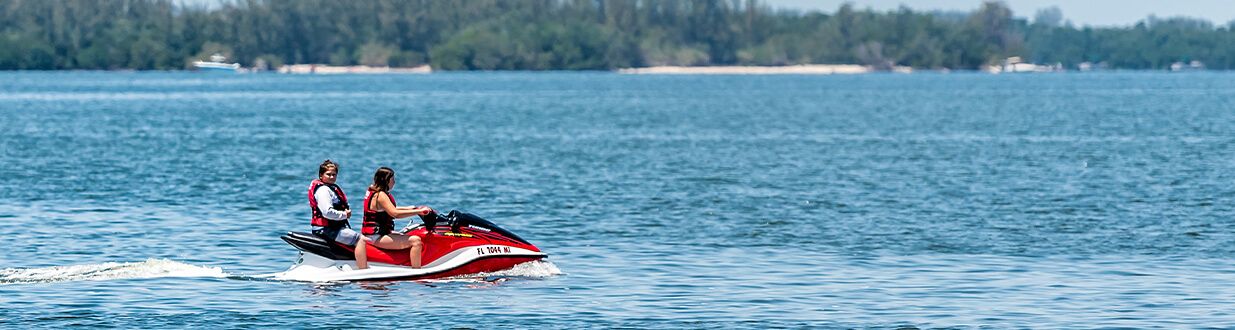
276, 210, 546, 282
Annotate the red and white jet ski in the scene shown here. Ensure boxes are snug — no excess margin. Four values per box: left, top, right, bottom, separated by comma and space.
276, 210, 546, 282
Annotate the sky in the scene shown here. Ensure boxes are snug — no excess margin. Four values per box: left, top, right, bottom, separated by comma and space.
765, 0, 1235, 27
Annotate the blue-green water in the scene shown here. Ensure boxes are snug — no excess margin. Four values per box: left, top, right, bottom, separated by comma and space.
2, 71, 1235, 328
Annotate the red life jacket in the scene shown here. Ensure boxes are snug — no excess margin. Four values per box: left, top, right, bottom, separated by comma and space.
362, 189, 396, 236
308, 179, 349, 229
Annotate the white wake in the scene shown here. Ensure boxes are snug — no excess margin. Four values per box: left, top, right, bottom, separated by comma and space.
0, 258, 227, 285
429, 260, 564, 283
467, 259, 563, 278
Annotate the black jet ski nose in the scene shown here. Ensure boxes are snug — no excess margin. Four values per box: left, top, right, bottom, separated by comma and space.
419, 210, 439, 234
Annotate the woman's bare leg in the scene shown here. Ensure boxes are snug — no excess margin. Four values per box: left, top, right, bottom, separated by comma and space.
371, 234, 424, 268
354, 238, 368, 270
408, 236, 423, 268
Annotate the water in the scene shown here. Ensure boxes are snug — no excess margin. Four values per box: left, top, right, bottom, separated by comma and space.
1, 71, 1234, 328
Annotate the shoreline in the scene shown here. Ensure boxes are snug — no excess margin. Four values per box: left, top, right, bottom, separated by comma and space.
0, 67, 1217, 74
617, 64, 913, 75
276, 64, 432, 74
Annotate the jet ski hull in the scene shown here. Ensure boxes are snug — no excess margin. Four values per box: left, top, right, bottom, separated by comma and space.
278, 248, 545, 282
277, 211, 547, 282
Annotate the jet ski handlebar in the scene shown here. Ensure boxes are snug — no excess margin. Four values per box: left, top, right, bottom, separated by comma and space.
402, 210, 532, 245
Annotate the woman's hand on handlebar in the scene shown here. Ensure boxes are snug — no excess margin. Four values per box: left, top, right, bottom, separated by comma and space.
410, 206, 433, 215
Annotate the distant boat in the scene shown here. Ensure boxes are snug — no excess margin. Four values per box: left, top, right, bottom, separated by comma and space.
193, 53, 240, 72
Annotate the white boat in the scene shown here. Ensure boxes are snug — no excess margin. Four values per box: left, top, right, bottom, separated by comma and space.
193, 53, 241, 72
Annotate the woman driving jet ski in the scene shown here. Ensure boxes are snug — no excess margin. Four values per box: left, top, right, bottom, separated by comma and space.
354, 166, 433, 270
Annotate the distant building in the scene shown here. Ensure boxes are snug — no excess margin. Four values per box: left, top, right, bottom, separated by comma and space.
989, 57, 1062, 74
1170, 60, 1205, 72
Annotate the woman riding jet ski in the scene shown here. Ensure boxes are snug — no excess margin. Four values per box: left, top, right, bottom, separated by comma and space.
278, 210, 546, 282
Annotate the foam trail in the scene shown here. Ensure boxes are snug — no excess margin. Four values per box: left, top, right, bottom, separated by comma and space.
0, 258, 227, 285
483, 259, 563, 278
428, 260, 564, 283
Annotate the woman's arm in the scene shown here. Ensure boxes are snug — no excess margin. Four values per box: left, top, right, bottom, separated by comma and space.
376, 192, 431, 219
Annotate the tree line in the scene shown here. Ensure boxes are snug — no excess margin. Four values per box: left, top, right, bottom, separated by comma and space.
1, 0, 1233, 71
